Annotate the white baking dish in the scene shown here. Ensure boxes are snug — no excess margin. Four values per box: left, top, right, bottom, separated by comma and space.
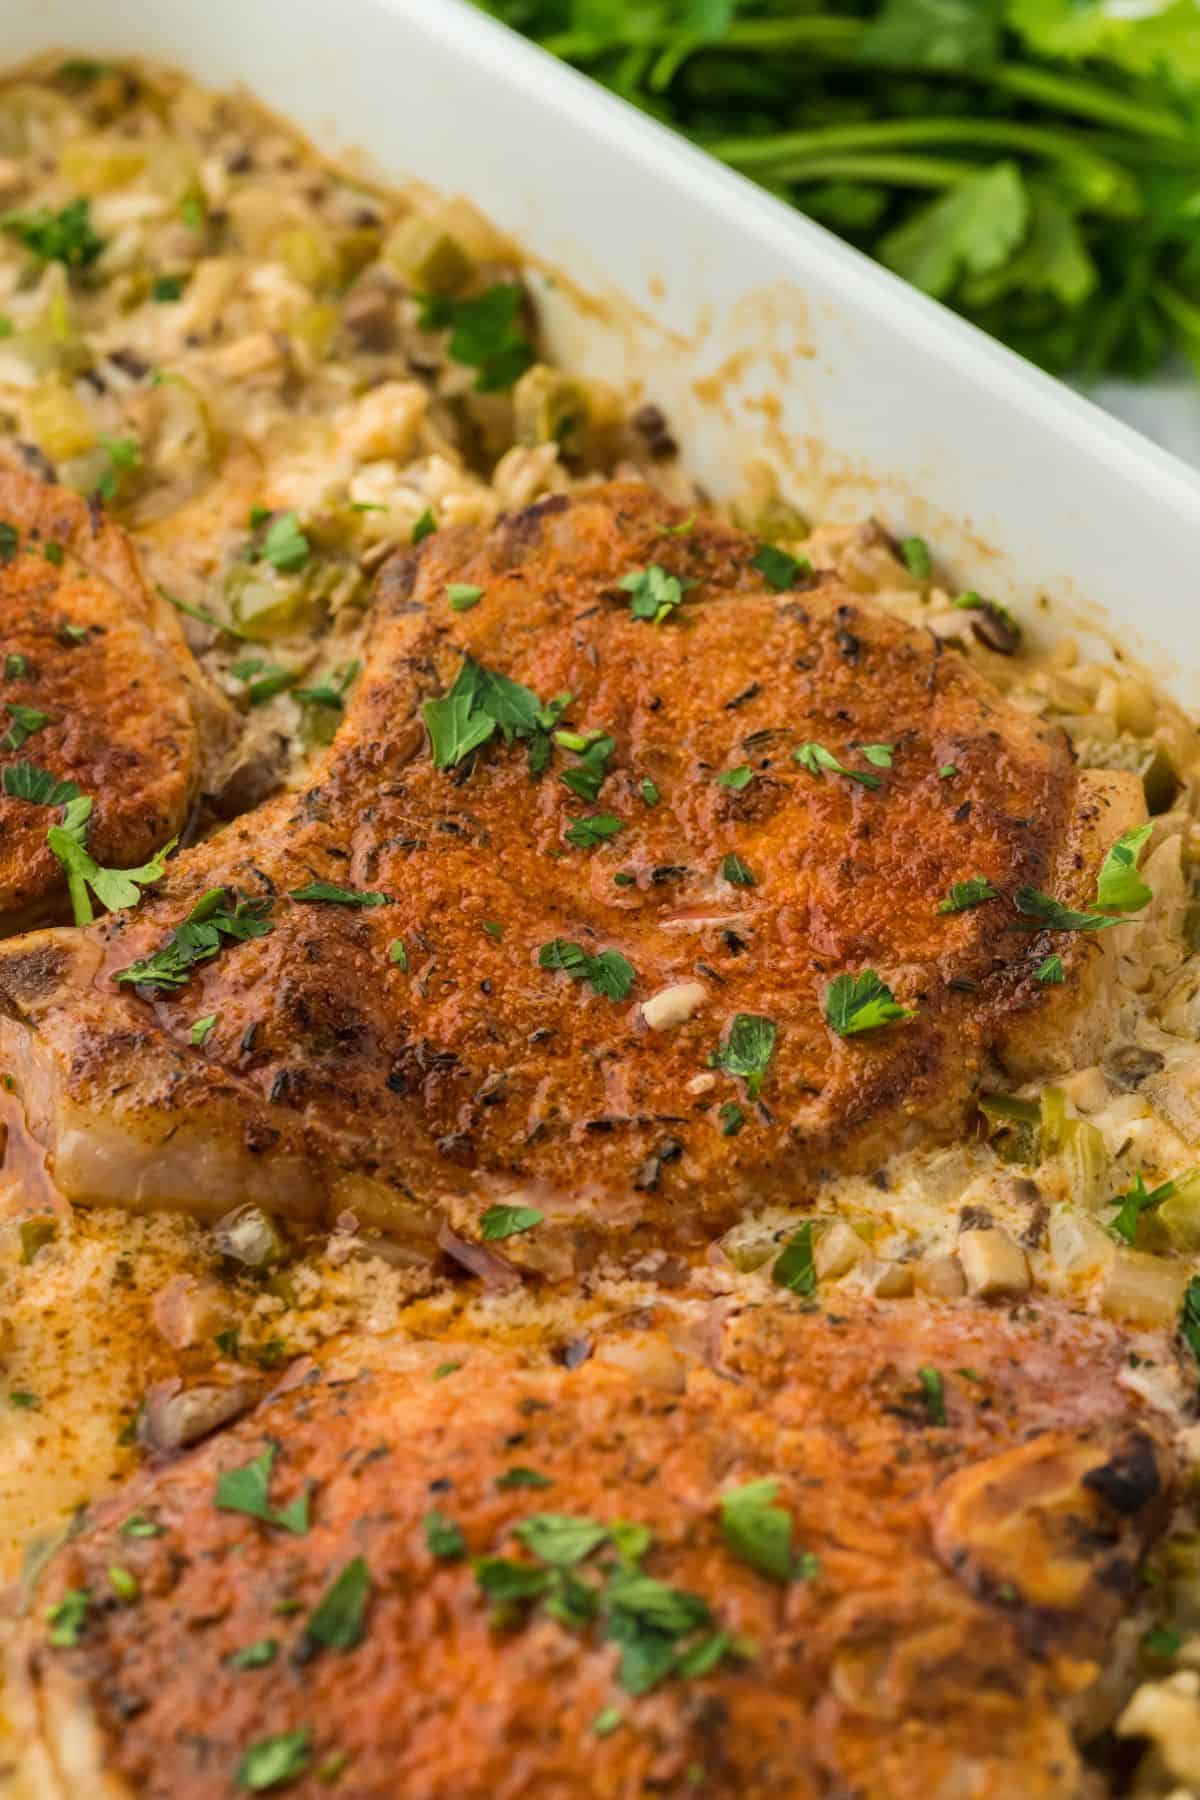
6, 0, 1200, 699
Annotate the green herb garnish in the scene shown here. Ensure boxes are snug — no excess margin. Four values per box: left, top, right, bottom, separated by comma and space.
215, 1444, 310, 1535
1, 198, 104, 268
424, 1510, 466, 1560
565, 812, 622, 849
261, 511, 310, 573
538, 938, 636, 1000
1109, 1169, 1195, 1245
711, 1013, 776, 1099
772, 1222, 815, 1296
48, 796, 175, 927
480, 1204, 543, 1240
716, 764, 754, 791
301, 1556, 371, 1654
617, 563, 695, 623
411, 507, 437, 545
236, 1728, 311, 1792
1036, 954, 1065, 984
750, 544, 812, 590
447, 583, 483, 612
45, 1588, 90, 1647
1095, 822, 1153, 912
721, 852, 755, 887
2, 762, 80, 806
918, 1366, 947, 1427
794, 742, 881, 788
420, 283, 534, 391
900, 536, 932, 579
115, 887, 273, 991
289, 880, 390, 907
938, 876, 998, 914
1, 703, 51, 751
824, 969, 913, 1036
720, 1478, 798, 1582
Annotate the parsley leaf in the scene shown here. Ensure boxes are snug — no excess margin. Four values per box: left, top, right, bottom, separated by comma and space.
1109, 1169, 1194, 1245
95, 434, 141, 503
716, 764, 754, 791
750, 544, 812, 590
824, 969, 913, 1036
115, 886, 273, 991
1180, 1276, 1200, 1372
215, 1444, 310, 1536
772, 1222, 816, 1296
236, 1728, 311, 1792
45, 1588, 90, 1647
711, 1013, 776, 1099
447, 583, 483, 612
261, 512, 310, 574
640, 777, 660, 807
938, 876, 998, 914
918, 1366, 947, 1426
538, 938, 636, 1000
2, 762, 80, 806
229, 1638, 278, 1670
1036, 953, 1065, 984
565, 812, 622, 850
1, 197, 104, 268
515, 1514, 610, 1567
881, 162, 1029, 301
301, 1555, 371, 1654
422, 283, 534, 392
1012, 888, 1125, 932
424, 654, 544, 769
720, 1478, 796, 1582
423, 1510, 466, 1560
388, 937, 408, 969
721, 852, 755, 887
411, 507, 437, 545
617, 564, 695, 623
480, 1204, 543, 1240
900, 536, 933, 579
1095, 823, 1154, 913
47, 796, 175, 927
560, 734, 616, 803
289, 880, 390, 907
794, 742, 882, 789
718, 1100, 744, 1136
496, 1467, 553, 1489
190, 1013, 218, 1046
1, 703, 51, 751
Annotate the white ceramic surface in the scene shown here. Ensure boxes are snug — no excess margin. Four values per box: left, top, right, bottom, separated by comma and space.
3, 0, 1199, 696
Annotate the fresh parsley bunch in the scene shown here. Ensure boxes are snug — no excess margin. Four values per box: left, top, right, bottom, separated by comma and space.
476, 0, 1200, 382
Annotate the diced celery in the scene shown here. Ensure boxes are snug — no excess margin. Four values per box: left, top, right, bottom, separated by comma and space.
735, 497, 809, 543
384, 215, 472, 294
59, 136, 146, 193
1159, 1173, 1200, 1252
291, 302, 339, 359
275, 226, 338, 292
1059, 1117, 1109, 1209
334, 227, 382, 285
513, 364, 589, 452
1040, 1086, 1067, 1156
26, 376, 95, 459
978, 1092, 1041, 1165
226, 566, 318, 640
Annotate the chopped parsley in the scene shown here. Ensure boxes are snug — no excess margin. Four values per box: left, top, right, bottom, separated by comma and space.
293, 660, 359, 713
388, 938, 409, 969
1142, 1626, 1182, 1661
2, 762, 80, 806
95, 434, 142, 503
420, 282, 534, 391
938, 876, 998, 914
640, 777, 660, 807
411, 507, 437, 544
424, 1510, 466, 1560
480, 1204, 543, 1240
424, 654, 544, 770
711, 1013, 776, 1100
152, 274, 185, 302
720, 1478, 804, 1583
716, 764, 753, 791
0, 521, 18, 562
1, 703, 51, 751
45, 1588, 90, 1647
617, 563, 695, 624
538, 939, 636, 1000
48, 796, 174, 927
301, 1555, 371, 1654
565, 813, 622, 850
190, 1013, 218, 1046
900, 536, 932, 579
483, 920, 503, 939
496, 1467, 554, 1490
1179, 1277, 1200, 1371
560, 733, 616, 803
721, 852, 755, 887
115, 886, 273, 990
1109, 1169, 1195, 1245
593, 1707, 623, 1737
1036, 954, 1065, 984
718, 1100, 744, 1136
260, 511, 310, 574
824, 969, 913, 1036
9, 1391, 38, 1408
289, 880, 390, 907
236, 1728, 311, 1792
750, 544, 812, 590
232, 659, 297, 706
917, 1366, 947, 1427
58, 623, 89, 646
772, 1222, 816, 1296
120, 1512, 163, 1539
938, 763, 958, 779
793, 741, 881, 789
5, 653, 27, 679
1095, 822, 1153, 913
1, 197, 104, 268
215, 1445, 310, 1536
432, 1361, 462, 1380
1012, 889, 1125, 932
862, 743, 894, 768
229, 1638, 278, 1670
447, 583, 483, 612
107, 1565, 139, 1603
43, 541, 64, 566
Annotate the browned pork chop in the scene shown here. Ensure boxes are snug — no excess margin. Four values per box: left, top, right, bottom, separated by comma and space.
8, 1297, 1174, 1800
0, 468, 230, 929
0, 483, 1140, 1248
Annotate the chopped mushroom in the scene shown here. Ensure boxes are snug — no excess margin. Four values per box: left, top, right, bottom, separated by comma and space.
958, 1227, 1031, 1300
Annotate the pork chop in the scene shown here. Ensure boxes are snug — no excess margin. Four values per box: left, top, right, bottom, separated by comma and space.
0, 483, 1141, 1249
7, 1296, 1174, 1800
0, 468, 230, 929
